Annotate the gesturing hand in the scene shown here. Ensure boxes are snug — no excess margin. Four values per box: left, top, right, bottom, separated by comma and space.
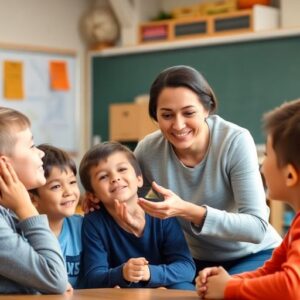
123, 257, 150, 283
114, 200, 145, 237
0, 159, 37, 220
138, 181, 186, 219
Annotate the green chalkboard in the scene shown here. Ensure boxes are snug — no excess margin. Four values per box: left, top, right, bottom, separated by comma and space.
92, 35, 300, 144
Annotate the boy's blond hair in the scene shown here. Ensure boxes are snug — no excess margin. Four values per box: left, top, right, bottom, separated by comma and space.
0, 106, 30, 155
263, 99, 300, 170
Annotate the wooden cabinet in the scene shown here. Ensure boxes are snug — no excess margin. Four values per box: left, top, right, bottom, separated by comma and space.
109, 102, 158, 141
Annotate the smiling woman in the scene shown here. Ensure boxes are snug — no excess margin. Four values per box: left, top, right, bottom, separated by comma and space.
134, 65, 282, 276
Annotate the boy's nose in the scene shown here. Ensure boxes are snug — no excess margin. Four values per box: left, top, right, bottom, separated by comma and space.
111, 177, 120, 183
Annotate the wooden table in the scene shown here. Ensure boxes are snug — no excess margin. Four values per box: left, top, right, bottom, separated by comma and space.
0, 288, 200, 300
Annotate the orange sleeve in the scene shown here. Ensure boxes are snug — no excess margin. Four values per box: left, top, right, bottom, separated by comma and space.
225, 214, 300, 300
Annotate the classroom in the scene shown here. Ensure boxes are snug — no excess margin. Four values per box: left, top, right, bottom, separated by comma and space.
1, 0, 300, 299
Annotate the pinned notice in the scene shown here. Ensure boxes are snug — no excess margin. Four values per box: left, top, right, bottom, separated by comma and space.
3, 60, 24, 100
50, 61, 70, 91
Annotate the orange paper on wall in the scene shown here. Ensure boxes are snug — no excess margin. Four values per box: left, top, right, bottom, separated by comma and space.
3, 60, 24, 100
50, 61, 70, 91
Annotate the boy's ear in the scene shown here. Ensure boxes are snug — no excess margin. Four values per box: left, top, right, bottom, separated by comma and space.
285, 164, 299, 187
137, 175, 143, 188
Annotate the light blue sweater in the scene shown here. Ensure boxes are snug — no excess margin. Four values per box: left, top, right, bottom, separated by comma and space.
134, 115, 282, 261
0, 206, 68, 294
58, 215, 83, 289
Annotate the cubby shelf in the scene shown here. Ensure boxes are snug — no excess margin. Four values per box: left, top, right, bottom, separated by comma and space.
90, 27, 300, 58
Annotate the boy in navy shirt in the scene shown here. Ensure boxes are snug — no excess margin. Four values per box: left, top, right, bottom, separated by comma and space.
79, 141, 195, 289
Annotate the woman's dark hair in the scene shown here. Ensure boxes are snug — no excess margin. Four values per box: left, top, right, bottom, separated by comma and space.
149, 65, 218, 121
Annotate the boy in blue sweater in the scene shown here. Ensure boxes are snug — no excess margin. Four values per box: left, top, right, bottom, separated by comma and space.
79, 141, 195, 289
30, 144, 83, 289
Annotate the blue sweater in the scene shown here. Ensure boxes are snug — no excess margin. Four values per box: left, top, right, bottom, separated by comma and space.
82, 206, 195, 289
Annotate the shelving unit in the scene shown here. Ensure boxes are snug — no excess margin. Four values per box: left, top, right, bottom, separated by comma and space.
89, 27, 300, 57
139, 5, 279, 44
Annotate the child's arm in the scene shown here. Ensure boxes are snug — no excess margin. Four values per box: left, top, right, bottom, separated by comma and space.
82, 214, 133, 288
197, 224, 299, 300
0, 160, 68, 294
143, 217, 196, 288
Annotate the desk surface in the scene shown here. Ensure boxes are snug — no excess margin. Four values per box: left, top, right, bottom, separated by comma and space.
0, 288, 199, 300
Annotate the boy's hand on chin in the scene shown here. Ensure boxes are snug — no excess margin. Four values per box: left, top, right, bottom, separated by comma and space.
114, 199, 145, 237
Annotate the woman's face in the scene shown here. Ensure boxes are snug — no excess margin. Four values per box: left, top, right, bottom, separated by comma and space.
156, 87, 209, 152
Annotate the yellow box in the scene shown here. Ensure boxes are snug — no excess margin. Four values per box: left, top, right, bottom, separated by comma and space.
109, 102, 157, 141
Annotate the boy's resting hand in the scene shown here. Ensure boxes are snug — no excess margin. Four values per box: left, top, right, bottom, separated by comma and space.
0, 159, 38, 220
196, 266, 231, 299
123, 257, 150, 283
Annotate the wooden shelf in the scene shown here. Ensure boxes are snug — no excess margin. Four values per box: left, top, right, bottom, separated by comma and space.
89, 27, 300, 58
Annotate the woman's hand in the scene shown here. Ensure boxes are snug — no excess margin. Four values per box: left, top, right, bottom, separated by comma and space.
138, 181, 186, 219
114, 200, 145, 237
123, 257, 150, 283
81, 192, 100, 214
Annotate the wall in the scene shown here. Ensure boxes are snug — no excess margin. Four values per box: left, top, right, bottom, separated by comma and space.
0, 0, 96, 159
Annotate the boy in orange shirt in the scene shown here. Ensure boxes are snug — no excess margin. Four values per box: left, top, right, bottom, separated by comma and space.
195, 99, 300, 300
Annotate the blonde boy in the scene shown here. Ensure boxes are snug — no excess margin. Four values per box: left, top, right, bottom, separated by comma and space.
196, 99, 300, 300
30, 144, 82, 289
0, 106, 68, 294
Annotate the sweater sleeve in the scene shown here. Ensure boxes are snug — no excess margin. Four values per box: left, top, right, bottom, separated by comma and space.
201, 131, 270, 243
225, 216, 300, 300
145, 218, 196, 288
81, 215, 130, 288
0, 212, 68, 294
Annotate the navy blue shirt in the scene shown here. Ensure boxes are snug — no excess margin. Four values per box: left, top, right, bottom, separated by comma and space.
82, 206, 195, 289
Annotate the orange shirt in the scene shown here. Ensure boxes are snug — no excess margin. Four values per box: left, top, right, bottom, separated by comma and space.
225, 212, 300, 300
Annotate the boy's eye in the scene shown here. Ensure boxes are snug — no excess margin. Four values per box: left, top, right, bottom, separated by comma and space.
30, 144, 36, 149
119, 167, 127, 172
50, 184, 61, 190
70, 180, 77, 185
99, 175, 107, 181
